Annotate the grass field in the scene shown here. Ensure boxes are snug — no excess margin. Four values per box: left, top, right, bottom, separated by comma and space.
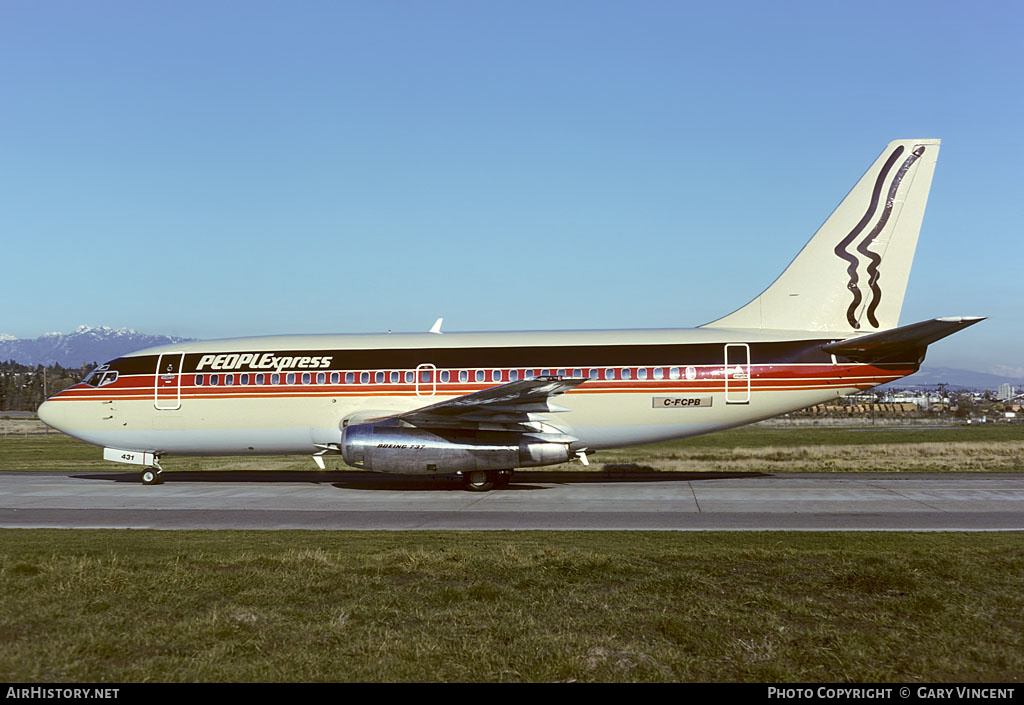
0, 531, 1021, 683
2, 424, 1022, 474
2, 427, 1021, 682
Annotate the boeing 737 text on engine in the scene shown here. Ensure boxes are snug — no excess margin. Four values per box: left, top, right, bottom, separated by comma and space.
38, 139, 983, 490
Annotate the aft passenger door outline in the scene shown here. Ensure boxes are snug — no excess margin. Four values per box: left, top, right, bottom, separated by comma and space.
724, 343, 751, 404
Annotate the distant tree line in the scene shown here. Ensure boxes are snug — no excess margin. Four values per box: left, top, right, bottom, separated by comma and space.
0, 361, 96, 412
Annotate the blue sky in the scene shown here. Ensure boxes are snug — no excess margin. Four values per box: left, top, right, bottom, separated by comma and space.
2, 1, 1021, 375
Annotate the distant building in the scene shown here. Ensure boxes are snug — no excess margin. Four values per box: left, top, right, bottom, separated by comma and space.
999, 383, 1017, 401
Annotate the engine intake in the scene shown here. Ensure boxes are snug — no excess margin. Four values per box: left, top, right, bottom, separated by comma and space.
341, 421, 570, 474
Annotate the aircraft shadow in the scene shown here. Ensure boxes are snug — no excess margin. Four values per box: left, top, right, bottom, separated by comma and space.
71, 466, 771, 492
333, 468, 772, 492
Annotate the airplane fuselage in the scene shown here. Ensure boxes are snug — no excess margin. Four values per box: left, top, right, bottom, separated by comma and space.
38, 327, 916, 466
36, 139, 974, 487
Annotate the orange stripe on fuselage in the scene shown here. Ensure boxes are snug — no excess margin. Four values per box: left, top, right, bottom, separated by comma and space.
46, 362, 914, 402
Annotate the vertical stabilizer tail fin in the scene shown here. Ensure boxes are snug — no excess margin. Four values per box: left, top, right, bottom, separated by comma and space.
703, 139, 940, 333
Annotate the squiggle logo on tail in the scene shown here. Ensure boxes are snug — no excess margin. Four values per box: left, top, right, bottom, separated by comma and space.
833, 145, 925, 329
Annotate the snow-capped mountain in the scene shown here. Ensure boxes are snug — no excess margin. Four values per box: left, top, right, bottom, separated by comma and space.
880, 366, 1024, 391
1, 326, 1020, 391
0, 326, 194, 367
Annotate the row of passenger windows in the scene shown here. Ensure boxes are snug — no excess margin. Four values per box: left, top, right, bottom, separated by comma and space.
192, 367, 699, 387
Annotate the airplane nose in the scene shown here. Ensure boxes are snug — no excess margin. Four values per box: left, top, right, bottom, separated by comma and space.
37, 399, 65, 432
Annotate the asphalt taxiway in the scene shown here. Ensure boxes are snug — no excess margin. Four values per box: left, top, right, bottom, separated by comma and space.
0, 470, 1021, 530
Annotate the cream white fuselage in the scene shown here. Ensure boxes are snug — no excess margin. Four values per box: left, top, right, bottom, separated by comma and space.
38, 327, 914, 470
36, 140, 960, 477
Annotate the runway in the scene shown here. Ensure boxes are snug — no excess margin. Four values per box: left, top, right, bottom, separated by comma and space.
0, 470, 1022, 530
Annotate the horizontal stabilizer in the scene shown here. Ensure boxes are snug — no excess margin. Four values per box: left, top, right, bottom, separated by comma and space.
822, 316, 985, 360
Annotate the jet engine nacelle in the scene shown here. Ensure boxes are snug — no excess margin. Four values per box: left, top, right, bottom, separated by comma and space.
340, 422, 570, 474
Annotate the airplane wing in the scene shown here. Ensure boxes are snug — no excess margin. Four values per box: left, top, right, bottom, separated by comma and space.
369, 376, 588, 440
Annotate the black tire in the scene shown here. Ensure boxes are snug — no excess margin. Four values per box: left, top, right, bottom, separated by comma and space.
141, 468, 163, 486
493, 470, 512, 488
464, 470, 494, 492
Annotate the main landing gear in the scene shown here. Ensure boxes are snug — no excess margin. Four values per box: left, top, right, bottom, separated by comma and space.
462, 470, 512, 492
141, 467, 164, 486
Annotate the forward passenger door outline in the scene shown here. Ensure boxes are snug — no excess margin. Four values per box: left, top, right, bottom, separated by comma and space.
154, 353, 185, 410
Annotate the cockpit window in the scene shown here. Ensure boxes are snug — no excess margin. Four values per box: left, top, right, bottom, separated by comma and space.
83, 366, 107, 385
84, 366, 118, 387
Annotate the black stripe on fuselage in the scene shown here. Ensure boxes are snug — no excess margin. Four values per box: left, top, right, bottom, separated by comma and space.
106, 340, 836, 376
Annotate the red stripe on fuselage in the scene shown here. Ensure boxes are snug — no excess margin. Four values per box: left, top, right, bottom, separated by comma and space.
46, 362, 916, 402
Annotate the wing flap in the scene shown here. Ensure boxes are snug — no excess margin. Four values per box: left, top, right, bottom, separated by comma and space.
522, 432, 580, 443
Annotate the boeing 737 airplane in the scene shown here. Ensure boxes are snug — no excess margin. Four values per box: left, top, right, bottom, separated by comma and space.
38, 139, 983, 490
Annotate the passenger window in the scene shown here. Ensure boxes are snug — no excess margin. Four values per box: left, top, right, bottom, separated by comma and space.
669, 367, 680, 380
653, 368, 664, 380
589, 369, 599, 379
573, 369, 582, 377
360, 372, 369, 384
541, 369, 551, 377
557, 369, 566, 377
256, 374, 265, 385
493, 369, 502, 382
375, 372, 384, 384
240, 374, 249, 385
440, 370, 450, 383
271, 373, 280, 385
605, 368, 615, 380
407, 371, 416, 383
525, 370, 536, 380
510, 370, 519, 382
459, 370, 468, 383
225, 374, 234, 386
475, 370, 485, 382
390, 371, 400, 383
195, 374, 204, 386
286, 373, 296, 385
317, 372, 326, 384
637, 368, 648, 380
621, 368, 631, 380
329, 372, 338, 384
211, 374, 219, 386
344, 372, 353, 384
